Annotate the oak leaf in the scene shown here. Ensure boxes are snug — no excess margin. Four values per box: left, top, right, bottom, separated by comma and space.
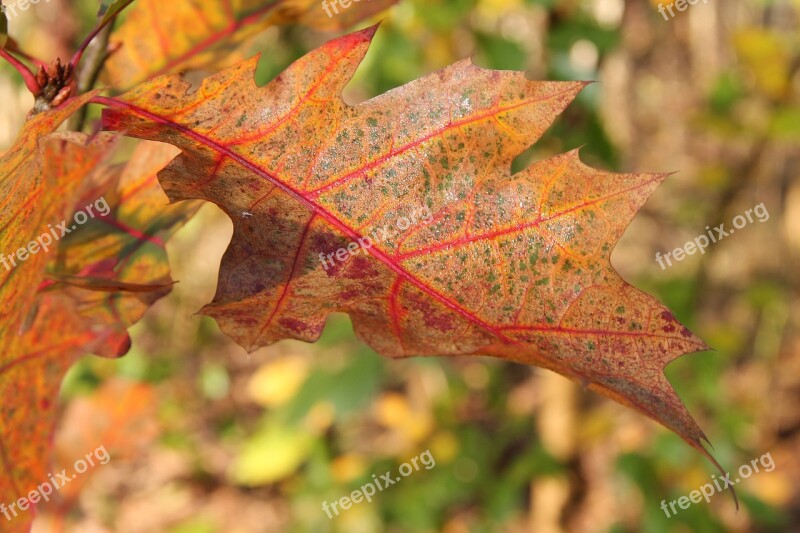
99, 27, 718, 465
0, 95, 96, 341
0, 98, 106, 532
0, 127, 196, 531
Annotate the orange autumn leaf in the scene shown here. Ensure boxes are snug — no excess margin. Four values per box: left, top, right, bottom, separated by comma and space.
0, 95, 96, 341
26, 378, 157, 532
40, 138, 202, 357
99, 27, 717, 467
50, 380, 158, 501
0, 99, 107, 533
103, 0, 399, 91
0, 131, 196, 531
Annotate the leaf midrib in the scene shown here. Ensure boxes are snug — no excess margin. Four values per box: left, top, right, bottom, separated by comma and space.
93, 88, 684, 349
95, 95, 519, 346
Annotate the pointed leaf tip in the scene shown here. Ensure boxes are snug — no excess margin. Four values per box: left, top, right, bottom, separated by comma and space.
101, 28, 715, 461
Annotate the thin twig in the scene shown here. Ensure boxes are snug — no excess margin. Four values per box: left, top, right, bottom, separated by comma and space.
67, 23, 114, 131
69, 0, 134, 70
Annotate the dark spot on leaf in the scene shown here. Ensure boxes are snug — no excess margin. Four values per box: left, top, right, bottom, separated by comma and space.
279, 317, 306, 333
344, 255, 380, 280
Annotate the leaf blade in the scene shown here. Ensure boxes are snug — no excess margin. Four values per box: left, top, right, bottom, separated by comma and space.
99, 27, 715, 462
0, 132, 196, 528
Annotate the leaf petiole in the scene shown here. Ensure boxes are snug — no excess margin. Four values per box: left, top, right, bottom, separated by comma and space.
0, 47, 40, 95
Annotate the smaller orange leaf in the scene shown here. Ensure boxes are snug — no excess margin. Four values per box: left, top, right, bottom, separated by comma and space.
0, 134, 195, 531
103, 0, 399, 91
0, 94, 99, 341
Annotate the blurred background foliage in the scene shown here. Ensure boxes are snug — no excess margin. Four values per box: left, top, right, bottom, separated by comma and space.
1, 0, 798, 531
